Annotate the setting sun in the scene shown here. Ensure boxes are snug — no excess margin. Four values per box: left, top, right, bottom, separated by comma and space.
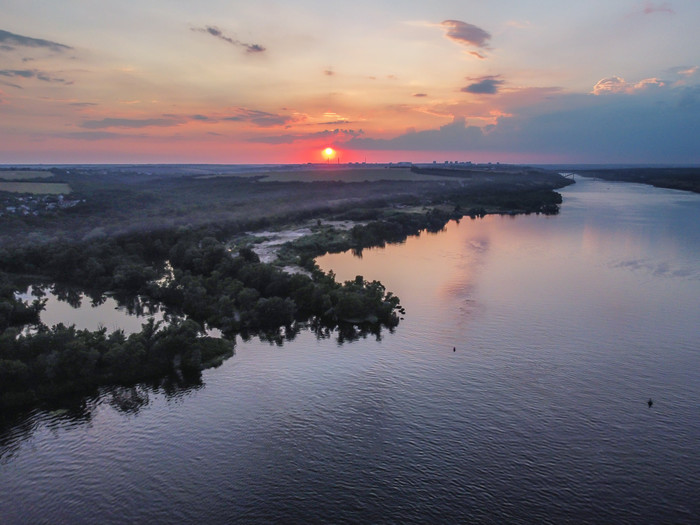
323, 147, 335, 157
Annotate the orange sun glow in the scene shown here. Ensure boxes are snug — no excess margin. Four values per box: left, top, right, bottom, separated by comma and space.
323, 147, 335, 158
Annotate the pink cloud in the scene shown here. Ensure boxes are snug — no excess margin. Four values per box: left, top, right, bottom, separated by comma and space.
592, 76, 666, 95
592, 76, 628, 95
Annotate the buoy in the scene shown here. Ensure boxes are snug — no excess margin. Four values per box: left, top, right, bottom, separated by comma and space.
647, 398, 653, 408
453, 347, 456, 352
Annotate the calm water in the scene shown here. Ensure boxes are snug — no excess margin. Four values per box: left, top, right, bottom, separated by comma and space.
1, 178, 699, 524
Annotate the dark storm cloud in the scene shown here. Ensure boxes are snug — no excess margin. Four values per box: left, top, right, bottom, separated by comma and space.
461, 76, 504, 94
0, 29, 72, 52
192, 26, 265, 53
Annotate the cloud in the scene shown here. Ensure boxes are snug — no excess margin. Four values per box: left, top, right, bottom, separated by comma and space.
0, 79, 22, 89
223, 108, 297, 127
413, 93, 428, 97
324, 69, 334, 76
440, 20, 491, 53
674, 66, 698, 77
462, 76, 504, 95
81, 118, 181, 129
60, 131, 133, 140
0, 29, 72, 52
0, 69, 69, 83
592, 76, 666, 95
251, 128, 363, 145
345, 83, 700, 163
640, 2, 674, 15
192, 26, 265, 53
345, 117, 484, 151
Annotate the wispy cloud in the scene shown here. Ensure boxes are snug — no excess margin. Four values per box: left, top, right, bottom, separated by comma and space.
223, 108, 297, 127
0, 29, 72, 52
413, 93, 428, 97
0, 69, 70, 83
324, 69, 334, 76
81, 117, 181, 129
191, 26, 265, 53
462, 75, 504, 95
440, 20, 491, 58
592, 76, 666, 95
317, 119, 352, 125
61, 131, 134, 140
675, 66, 698, 77
250, 128, 363, 145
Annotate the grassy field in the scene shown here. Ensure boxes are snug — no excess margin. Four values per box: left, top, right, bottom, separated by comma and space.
200, 167, 457, 183
0, 182, 71, 194
0, 170, 54, 180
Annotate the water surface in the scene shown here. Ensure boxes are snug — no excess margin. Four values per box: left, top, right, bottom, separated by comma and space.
1, 178, 698, 523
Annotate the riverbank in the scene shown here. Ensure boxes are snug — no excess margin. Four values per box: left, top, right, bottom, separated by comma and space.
576, 167, 700, 193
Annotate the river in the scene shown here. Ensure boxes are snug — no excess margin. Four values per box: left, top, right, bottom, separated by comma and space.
1, 178, 698, 523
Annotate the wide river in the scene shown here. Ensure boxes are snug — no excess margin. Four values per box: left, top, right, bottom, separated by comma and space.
1, 178, 699, 524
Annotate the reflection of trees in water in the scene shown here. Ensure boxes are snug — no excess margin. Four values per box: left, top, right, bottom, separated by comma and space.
0, 375, 204, 461
308, 317, 388, 345
240, 318, 391, 347
106, 374, 203, 414
1, 317, 392, 462
51, 283, 83, 308
0, 393, 96, 462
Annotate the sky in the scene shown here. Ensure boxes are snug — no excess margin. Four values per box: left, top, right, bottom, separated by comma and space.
1, 0, 699, 164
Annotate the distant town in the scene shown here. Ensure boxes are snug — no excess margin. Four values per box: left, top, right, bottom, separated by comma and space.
0, 193, 83, 218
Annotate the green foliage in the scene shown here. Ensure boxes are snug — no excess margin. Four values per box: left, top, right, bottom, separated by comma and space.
0, 317, 232, 410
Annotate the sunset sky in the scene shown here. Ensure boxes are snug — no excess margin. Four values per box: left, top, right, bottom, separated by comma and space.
1, 0, 699, 164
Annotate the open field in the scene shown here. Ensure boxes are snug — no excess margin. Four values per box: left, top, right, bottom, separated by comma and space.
199, 167, 458, 183
0, 170, 54, 180
0, 182, 71, 194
